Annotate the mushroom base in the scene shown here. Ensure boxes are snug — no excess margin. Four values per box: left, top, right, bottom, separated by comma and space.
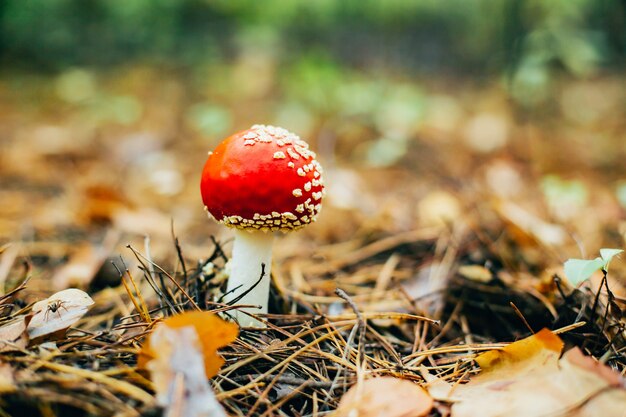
224, 229, 274, 327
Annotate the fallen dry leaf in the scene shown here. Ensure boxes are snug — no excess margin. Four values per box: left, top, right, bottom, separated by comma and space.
113, 207, 181, 238
79, 184, 130, 225
27, 288, 95, 341
0, 315, 30, 352
426, 329, 626, 417
473, 327, 563, 372
138, 312, 237, 417
138, 311, 238, 379
0, 243, 19, 289
335, 376, 433, 417
52, 230, 118, 290
494, 201, 567, 246
147, 325, 229, 417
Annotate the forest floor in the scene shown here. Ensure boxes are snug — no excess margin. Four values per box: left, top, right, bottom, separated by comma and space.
0, 68, 625, 416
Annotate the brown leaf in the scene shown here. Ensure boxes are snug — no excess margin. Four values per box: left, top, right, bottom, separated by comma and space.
0, 243, 19, 290
79, 184, 129, 225
138, 312, 236, 417
138, 311, 238, 379
112, 207, 176, 238
142, 323, 229, 417
0, 315, 30, 352
335, 376, 433, 417
563, 348, 623, 388
494, 201, 566, 247
428, 329, 626, 417
51, 231, 118, 290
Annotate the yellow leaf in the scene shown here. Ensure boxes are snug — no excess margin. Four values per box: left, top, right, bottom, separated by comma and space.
138, 311, 238, 378
475, 328, 563, 371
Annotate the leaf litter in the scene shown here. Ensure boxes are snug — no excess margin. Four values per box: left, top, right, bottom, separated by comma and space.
1, 223, 623, 416
424, 329, 626, 417
0, 70, 625, 416
139, 312, 236, 417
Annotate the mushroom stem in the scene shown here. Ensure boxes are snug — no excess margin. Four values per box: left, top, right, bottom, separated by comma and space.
225, 229, 274, 327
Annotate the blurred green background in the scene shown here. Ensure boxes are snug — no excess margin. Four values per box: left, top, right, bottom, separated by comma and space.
2, 0, 623, 92
1, 0, 625, 166
2, 0, 623, 70
1, 0, 626, 247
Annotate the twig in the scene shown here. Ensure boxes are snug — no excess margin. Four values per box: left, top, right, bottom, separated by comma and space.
230, 374, 335, 388
171, 220, 188, 286
127, 244, 200, 311
510, 301, 534, 334
220, 264, 266, 306
334, 288, 366, 356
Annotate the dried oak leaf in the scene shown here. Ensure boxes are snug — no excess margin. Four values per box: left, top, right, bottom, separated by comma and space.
138, 311, 238, 378
426, 328, 626, 417
335, 376, 433, 417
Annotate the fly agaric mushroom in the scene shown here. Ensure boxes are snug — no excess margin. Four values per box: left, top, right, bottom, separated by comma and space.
201, 124, 324, 327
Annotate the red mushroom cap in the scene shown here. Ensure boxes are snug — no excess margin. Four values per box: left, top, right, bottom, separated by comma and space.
200, 125, 324, 232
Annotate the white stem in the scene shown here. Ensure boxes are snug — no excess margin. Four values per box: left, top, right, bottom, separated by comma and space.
225, 229, 274, 327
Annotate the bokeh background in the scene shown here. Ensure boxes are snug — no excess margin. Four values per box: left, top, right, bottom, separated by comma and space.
1, 0, 625, 289
0, 4, 625, 416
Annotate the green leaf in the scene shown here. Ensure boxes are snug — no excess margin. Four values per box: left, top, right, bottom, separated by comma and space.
599, 248, 623, 270
564, 258, 604, 285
